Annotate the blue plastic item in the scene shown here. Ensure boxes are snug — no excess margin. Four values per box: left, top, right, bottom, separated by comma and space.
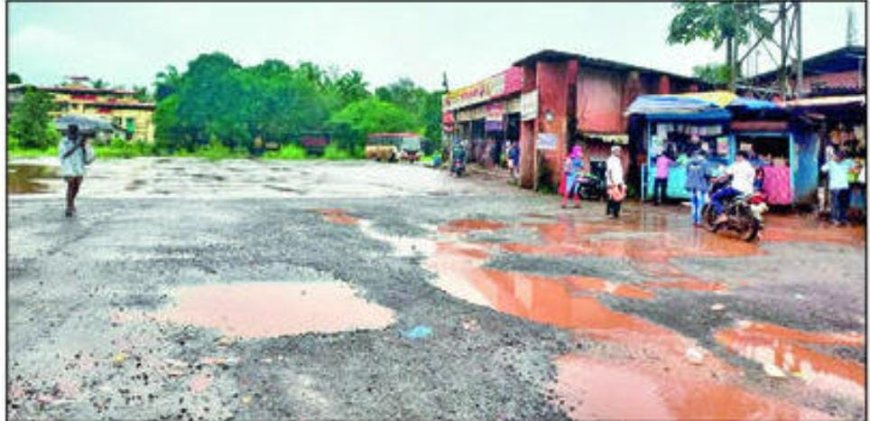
404, 325, 433, 339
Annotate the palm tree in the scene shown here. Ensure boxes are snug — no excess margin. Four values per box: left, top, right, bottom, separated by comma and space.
91, 78, 109, 89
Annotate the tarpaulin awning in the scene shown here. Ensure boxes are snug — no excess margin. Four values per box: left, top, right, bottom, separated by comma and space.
625, 95, 720, 115
644, 108, 732, 123
677, 90, 738, 108
727, 97, 781, 110
584, 133, 629, 145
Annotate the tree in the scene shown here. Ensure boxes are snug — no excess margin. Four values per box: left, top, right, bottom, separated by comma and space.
91, 79, 109, 89
691, 62, 733, 86
328, 98, 421, 151
132, 86, 151, 102
667, 2, 773, 91
154, 65, 181, 101
9, 87, 59, 149
7, 73, 22, 84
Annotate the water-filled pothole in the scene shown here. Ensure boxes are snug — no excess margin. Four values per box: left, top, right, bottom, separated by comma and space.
151, 282, 395, 338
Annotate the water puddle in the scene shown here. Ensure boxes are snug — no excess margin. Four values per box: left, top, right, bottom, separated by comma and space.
315, 208, 359, 225
8, 164, 59, 194
553, 354, 832, 421
715, 321, 865, 400
357, 219, 436, 257
438, 218, 507, 234
150, 282, 395, 338
761, 215, 865, 246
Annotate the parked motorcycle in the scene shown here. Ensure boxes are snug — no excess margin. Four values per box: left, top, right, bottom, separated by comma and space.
576, 172, 605, 200
701, 179, 767, 242
451, 158, 466, 177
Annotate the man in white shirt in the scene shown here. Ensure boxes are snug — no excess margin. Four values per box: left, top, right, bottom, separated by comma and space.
605, 145, 625, 218
711, 151, 756, 224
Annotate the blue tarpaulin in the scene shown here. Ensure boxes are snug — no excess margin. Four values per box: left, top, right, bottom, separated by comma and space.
643, 109, 732, 122
626, 95, 719, 115
727, 97, 780, 110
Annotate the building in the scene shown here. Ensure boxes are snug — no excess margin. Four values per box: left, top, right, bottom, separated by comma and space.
8, 77, 156, 143
443, 49, 707, 190
747, 45, 866, 98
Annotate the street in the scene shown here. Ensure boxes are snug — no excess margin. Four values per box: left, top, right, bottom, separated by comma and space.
7, 158, 867, 421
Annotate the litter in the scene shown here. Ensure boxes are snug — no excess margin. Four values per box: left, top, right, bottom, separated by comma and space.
404, 325, 433, 339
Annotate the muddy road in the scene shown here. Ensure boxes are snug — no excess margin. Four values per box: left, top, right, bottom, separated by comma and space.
7, 158, 867, 420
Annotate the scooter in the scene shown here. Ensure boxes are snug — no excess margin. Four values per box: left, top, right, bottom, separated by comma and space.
700, 178, 767, 242
451, 157, 466, 177
576, 172, 605, 201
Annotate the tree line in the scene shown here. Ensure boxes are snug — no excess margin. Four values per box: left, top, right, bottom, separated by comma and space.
152, 52, 443, 156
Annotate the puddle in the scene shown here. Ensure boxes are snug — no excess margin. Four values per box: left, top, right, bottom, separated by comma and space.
553, 354, 832, 421
151, 282, 395, 338
715, 321, 865, 400
357, 219, 435, 257
643, 278, 728, 293
8, 164, 59, 194
761, 215, 865, 246
316, 208, 359, 225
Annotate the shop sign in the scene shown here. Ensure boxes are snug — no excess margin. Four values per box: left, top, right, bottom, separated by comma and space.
521, 90, 538, 121
536, 133, 557, 150
443, 67, 523, 111
485, 103, 504, 122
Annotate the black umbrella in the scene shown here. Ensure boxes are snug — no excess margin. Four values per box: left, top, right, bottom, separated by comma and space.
54, 114, 115, 134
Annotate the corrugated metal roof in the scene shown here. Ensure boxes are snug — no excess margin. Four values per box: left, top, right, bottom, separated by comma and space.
512, 49, 703, 84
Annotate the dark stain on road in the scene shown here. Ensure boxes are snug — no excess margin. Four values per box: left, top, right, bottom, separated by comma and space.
8, 164, 58, 194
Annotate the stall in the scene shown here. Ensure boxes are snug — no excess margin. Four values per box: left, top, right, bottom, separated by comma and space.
626, 94, 734, 201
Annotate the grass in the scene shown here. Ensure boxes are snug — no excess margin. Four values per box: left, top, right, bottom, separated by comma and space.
8, 146, 59, 158
262, 144, 308, 160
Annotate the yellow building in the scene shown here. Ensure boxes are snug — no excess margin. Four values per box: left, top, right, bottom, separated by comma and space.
9, 79, 156, 143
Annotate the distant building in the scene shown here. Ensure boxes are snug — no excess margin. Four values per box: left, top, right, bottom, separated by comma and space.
443, 49, 706, 190
7, 77, 156, 143
747, 45, 866, 98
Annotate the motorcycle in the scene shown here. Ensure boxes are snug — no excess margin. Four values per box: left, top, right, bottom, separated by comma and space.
576, 172, 605, 200
451, 157, 466, 177
700, 178, 767, 242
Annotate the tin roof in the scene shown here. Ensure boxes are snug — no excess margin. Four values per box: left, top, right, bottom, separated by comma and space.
512, 49, 704, 84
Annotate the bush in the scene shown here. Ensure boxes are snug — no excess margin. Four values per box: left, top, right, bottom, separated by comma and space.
93, 137, 155, 159
193, 138, 247, 161
262, 143, 308, 160
321, 144, 354, 160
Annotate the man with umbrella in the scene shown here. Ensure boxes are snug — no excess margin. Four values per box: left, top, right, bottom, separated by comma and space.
58, 122, 96, 217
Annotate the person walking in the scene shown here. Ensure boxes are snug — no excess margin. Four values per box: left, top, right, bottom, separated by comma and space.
653, 152, 675, 205
821, 150, 855, 226
58, 124, 93, 217
684, 149, 709, 226
561, 145, 584, 208
508, 141, 520, 181
606, 145, 626, 218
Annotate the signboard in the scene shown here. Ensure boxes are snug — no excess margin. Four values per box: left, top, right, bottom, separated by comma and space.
443, 67, 523, 111
536, 133, 557, 150
485, 103, 504, 122
521, 90, 539, 121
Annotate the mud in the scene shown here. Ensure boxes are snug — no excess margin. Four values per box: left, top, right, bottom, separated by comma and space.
7, 158, 865, 421
7, 164, 60, 194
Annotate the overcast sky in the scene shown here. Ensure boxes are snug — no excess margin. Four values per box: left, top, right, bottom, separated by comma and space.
8, 2, 867, 92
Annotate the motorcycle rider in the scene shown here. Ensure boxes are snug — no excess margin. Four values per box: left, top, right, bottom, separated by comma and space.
451, 139, 467, 176
711, 151, 756, 225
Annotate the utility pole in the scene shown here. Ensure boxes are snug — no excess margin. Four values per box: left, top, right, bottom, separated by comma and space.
795, 1, 803, 97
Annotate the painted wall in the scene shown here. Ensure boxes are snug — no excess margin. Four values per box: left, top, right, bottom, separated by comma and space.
576, 67, 624, 134
519, 65, 537, 189
535, 59, 577, 189
791, 128, 821, 205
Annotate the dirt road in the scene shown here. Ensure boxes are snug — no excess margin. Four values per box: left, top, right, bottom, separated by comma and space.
7, 158, 866, 420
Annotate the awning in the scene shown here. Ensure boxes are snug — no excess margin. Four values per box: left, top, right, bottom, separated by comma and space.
626, 95, 719, 115
784, 95, 866, 108
644, 108, 732, 123
584, 133, 629, 145
678, 90, 738, 108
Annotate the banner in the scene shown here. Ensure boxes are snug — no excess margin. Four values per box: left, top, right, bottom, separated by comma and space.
521, 90, 538, 121
485, 103, 504, 122
536, 133, 557, 150
443, 67, 524, 111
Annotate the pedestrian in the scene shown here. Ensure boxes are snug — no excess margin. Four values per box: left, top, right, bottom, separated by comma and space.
508, 141, 520, 181
653, 152, 675, 205
710, 151, 756, 225
606, 145, 626, 218
821, 150, 855, 226
58, 124, 94, 217
561, 145, 584, 208
684, 149, 709, 226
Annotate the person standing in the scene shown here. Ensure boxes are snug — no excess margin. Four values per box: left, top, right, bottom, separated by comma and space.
653, 152, 675, 206
606, 146, 626, 218
684, 149, 709, 226
821, 151, 855, 226
508, 141, 520, 181
58, 124, 93, 217
561, 145, 584, 208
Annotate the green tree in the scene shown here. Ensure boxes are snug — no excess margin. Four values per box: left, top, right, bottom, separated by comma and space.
667, 2, 773, 91
10, 87, 59, 149
691, 62, 733, 86
7, 73, 22, 84
328, 98, 421, 151
132, 85, 151, 102
91, 79, 109, 89
154, 65, 181, 101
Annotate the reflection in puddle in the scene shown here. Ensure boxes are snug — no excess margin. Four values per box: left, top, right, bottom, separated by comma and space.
8, 164, 59, 194
357, 219, 436, 258
716, 321, 865, 400
438, 219, 507, 233
761, 215, 865, 246
151, 282, 395, 338
553, 354, 832, 421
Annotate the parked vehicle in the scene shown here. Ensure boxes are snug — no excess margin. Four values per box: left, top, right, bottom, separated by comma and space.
701, 179, 767, 242
576, 172, 605, 200
451, 157, 466, 177
365, 133, 422, 162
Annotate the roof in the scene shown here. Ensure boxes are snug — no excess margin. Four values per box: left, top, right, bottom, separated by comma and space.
753, 45, 866, 81
784, 95, 865, 108
512, 49, 703, 84
8, 84, 137, 96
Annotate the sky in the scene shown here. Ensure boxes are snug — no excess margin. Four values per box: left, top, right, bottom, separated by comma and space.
8, 2, 867, 92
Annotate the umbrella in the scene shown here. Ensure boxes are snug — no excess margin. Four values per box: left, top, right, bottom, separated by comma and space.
54, 114, 115, 134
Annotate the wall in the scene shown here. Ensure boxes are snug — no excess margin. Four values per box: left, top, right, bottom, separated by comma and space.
534, 59, 578, 189
576, 67, 625, 134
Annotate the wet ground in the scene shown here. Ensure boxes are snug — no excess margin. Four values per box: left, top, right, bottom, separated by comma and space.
7, 158, 867, 420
